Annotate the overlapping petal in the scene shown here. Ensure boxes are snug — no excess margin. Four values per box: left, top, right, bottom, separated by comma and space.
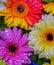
44, 3, 54, 15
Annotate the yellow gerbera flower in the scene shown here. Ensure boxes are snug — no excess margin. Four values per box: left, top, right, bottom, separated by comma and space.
44, 3, 54, 15
0, 0, 45, 30
43, 57, 54, 65
28, 14, 54, 59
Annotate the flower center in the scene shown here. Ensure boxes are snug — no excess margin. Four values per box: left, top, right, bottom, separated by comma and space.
9, 45, 17, 53
47, 33, 53, 41
17, 5, 24, 13
11, 2, 29, 17
0, 37, 2, 39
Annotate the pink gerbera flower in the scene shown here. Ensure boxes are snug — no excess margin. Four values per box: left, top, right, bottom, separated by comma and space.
0, 27, 33, 65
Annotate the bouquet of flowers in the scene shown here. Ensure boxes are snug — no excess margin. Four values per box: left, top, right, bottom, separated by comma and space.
0, 0, 54, 65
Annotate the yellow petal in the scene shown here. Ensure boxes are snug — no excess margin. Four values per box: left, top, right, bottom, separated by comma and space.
5, 17, 14, 27
0, 10, 9, 16
43, 63, 50, 65
7, 18, 22, 27
15, 18, 22, 25
50, 9, 54, 15
51, 57, 54, 65
44, 3, 54, 15
20, 18, 28, 30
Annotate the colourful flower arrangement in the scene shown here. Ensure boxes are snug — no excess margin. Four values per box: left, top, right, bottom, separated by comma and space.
0, 0, 54, 65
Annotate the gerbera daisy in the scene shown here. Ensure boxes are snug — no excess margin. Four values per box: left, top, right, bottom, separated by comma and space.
28, 14, 54, 59
0, 0, 45, 30
44, 3, 54, 15
0, 27, 33, 65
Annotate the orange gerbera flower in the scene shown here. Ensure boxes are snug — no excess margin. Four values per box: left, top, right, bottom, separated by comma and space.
0, 0, 45, 30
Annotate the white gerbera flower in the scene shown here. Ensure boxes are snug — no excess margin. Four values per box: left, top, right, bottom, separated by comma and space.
28, 14, 54, 59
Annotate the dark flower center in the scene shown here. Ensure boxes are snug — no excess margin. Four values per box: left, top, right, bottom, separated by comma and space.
0, 37, 2, 39
17, 5, 24, 13
9, 45, 17, 53
47, 33, 53, 41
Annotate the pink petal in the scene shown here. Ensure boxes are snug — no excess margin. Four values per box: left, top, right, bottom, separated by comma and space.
20, 45, 33, 53
0, 30, 6, 40
4, 28, 14, 42
22, 54, 31, 64
3, 55, 9, 62
17, 29, 22, 41
14, 60, 22, 65
0, 39, 6, 47
0, 39, 6, 57
17, 53, 31, 64
8, 57, 22, 65
13, 27, 18, 33
19, 33, 28, 46
0, 48, 6, 57
23, 57, 31, 64
8, 58, 14, 65
13, 28, 22, 43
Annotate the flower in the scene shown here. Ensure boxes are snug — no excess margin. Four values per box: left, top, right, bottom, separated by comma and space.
0, 0, 45, 30
28, 14, 54, 59
0, 27, 33, 65
44, 3, 54, 15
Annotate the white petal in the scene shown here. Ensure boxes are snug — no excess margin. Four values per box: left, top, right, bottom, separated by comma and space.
0, 0, 7, 2
0, 2, 6, 10
39, 52, 45, 58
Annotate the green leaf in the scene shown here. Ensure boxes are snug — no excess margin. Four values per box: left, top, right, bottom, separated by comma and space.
30, 54, 50, 65
0, 16, 7, 30
30, 54, 38, 63
42, 0, 54, 3
0, 60, 7, 65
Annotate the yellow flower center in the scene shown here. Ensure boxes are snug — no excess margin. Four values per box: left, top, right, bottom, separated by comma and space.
42, 28, 54, 45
